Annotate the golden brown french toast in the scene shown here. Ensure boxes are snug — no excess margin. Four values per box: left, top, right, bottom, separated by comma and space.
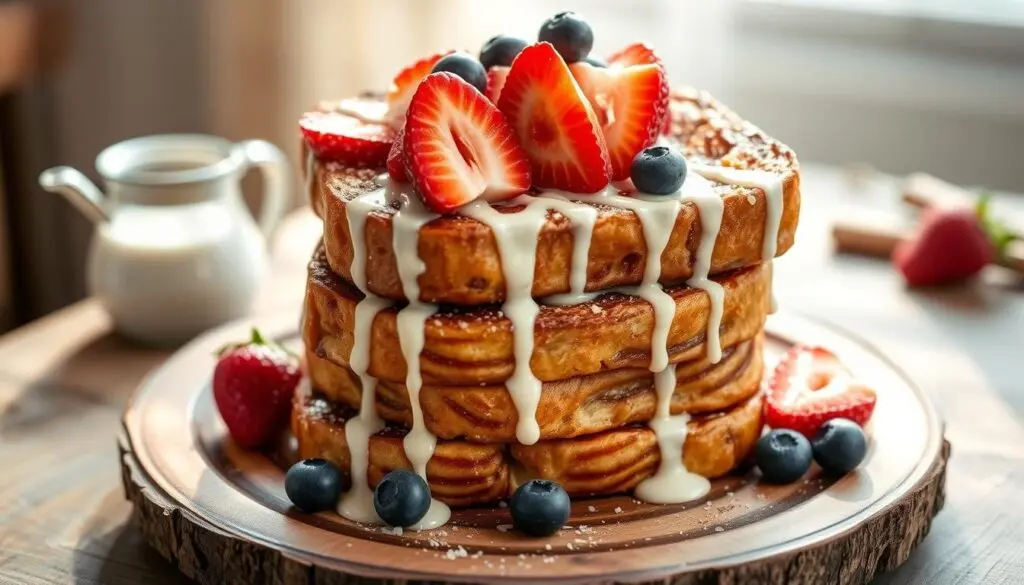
304, 88, 800, 305
305, 334, 762, 443
292, 391, 762, 506
303, 246, 770, 386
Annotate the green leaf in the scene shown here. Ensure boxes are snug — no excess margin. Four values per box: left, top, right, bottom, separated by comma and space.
976, 191, 1019, 258
251, 327, 267, 346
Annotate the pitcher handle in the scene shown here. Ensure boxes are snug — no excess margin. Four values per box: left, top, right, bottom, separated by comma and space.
38, 166, 109, 225
236, 139, 290, 242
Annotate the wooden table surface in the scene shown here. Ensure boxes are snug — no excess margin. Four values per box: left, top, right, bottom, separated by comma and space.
0, 164, 1021, 585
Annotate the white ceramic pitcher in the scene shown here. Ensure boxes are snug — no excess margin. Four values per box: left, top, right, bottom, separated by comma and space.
39, 134, 289, 346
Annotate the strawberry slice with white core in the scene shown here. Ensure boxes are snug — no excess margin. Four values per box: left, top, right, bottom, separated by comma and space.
571, 55, 670, 180
764, 345, 878, 438
403, 72, 531, 214
299, 111, 395, 168
385, 51, 453, 126
486, 66, 510, 104
498, 42, 610, 193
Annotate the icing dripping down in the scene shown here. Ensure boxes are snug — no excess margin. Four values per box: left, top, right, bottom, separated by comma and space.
533, 193, 599, 301
589, 178, 717, 504
634, 369, 710, 503
679, 174, 725, 364
336, 190, 389, 524
591, 187, 681, 372
388, 181, 451, 530
336, 294, 390, 523
691, 165, 784, 313
334, 178, 450, 530
461, 198, 548, 446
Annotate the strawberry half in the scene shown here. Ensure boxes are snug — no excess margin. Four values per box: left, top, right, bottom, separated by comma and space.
764, 345, 878, 438
498, 42, 610, 192
404, 72, 531, 214
386, 51, 453, 121
299, 111, 395, 168
386, 125, 409, 181
486, 66, 510, 104
571, 53, 670, 180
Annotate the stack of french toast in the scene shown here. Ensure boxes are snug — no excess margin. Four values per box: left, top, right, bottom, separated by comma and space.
293, 23, 800, 515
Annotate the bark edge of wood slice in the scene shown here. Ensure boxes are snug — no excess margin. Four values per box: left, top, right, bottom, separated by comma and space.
119, 310, 949, 585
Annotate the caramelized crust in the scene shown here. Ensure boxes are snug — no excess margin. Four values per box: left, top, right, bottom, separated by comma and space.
304, 248, 770, 385
511, 394, 763, 495
305, 334, 762, 443
293, 392, 763, 506
305, 88, 800, 305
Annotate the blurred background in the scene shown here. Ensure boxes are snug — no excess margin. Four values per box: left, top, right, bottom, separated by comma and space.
0, 0, 1022, 332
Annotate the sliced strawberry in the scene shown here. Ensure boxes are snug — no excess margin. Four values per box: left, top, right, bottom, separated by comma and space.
607, 42, 661, 68
386, 125, 409, 181
386, 51, 453, 120
299, 112, 395, 167
486, 66, 510, 104
498, 42, 610, 193
764, 345, 878, 438
404, 72, 531, 214
571, 58, 669, 180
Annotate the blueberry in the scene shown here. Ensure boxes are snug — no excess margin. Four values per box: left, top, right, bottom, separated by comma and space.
538, 12, 594, 63
479, 35, 529, 69
509, 479, 571, 537
373, 470, 431, 527
630, 146, 687, 195
812, 418, 868, 475
755, 429, 813, 484
431, 53, 487, 94
584, 55, 607, 68
284, 458, 343, 513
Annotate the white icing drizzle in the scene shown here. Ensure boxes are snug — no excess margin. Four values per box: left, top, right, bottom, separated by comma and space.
533, 193, 599, 303
690, 165, 784, 314
596, 176, 720, 503
590, 187, 681, 373
634, 369, 709, 503
335, 176, 449, 530
388, 181, 451, 530
336, 294, 390, 523
337, 189, 389, 524
461, 198, 548, 446
679, 175, 725, 365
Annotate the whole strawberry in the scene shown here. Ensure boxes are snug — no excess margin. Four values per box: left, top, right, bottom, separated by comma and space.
892, 206, 994, 287
213, 328, 301, 449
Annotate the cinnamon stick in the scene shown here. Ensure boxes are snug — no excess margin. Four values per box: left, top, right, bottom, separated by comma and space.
831, 217, 1024, 273
900, 173, 974, 210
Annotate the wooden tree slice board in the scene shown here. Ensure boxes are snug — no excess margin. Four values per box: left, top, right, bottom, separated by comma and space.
119, 311, 948, 585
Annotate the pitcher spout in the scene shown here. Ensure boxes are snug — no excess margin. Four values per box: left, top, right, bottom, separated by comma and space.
39, 166, 109, 225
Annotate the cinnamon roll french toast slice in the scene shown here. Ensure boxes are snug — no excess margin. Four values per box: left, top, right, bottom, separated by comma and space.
303, 246, 770, 386
292, 390, 763, 507
305, 333, 764, 443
